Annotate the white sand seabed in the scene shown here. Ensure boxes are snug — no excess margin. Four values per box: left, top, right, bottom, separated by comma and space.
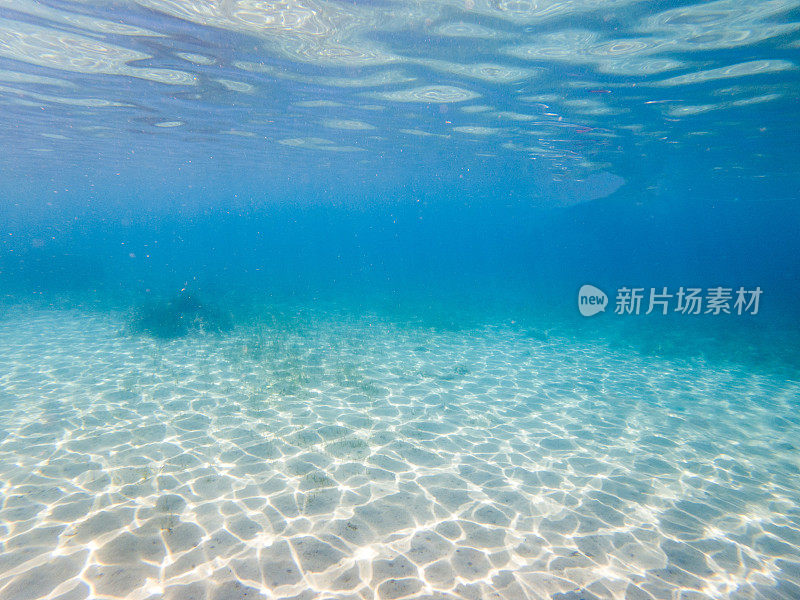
0, 308, 798, 600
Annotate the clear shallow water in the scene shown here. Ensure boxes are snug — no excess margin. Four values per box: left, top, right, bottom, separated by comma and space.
0, 308, 799, 600
0, 0, 798, 197
0, 1, 799, 600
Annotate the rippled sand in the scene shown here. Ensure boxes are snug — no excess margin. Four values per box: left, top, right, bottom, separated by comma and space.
0, 308, 798, 600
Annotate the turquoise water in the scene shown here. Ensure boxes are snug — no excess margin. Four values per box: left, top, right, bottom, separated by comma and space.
0, 2, 799, 600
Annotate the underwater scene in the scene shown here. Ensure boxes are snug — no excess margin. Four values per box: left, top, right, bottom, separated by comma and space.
1, 1, 800, 600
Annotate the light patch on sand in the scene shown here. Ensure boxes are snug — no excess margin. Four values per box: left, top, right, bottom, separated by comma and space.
0, 308, 797, 599
371, 85, 479, 103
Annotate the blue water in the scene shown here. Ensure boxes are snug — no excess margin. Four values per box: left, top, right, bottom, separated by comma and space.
0, 2, 799, 599
1, 0, 798, 319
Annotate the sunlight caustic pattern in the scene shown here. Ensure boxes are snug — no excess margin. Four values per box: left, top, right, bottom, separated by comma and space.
1, 310, 799, 600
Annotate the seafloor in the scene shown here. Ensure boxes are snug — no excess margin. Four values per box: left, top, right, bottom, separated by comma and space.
0, 307, 798, 600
